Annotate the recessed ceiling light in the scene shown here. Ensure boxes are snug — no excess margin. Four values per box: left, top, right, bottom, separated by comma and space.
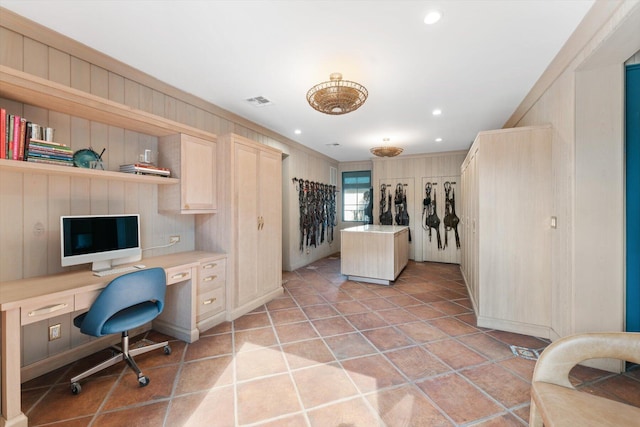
435, 138, 443, 142
424, 11, 442, 25
294, 129, 302, 135
432, 109, 442, 116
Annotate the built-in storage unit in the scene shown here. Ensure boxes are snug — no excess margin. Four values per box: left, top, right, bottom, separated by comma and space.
158, 133, 217, 213
460, 125, 552, 338
341, 224, 410, 285
195, 257, 226, 330
0, 66, 226, 373
197, 133, 283, 320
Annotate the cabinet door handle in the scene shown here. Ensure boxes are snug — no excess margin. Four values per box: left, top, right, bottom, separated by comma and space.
171, 272, 188, 280
202, 263, 217, 269
203, 275, 217, 282
28, 303, 69, 317
203, 298, 217, 305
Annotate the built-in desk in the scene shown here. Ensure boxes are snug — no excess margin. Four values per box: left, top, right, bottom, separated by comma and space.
341, 225, 410, 285
0, 250, 225, 427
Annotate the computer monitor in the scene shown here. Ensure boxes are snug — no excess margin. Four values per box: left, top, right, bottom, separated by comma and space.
60, 214, 142, 272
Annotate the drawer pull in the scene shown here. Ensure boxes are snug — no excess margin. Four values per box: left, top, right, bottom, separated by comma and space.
203, 298, 217, 305
28, 303, 69, 317
203, 263, 217, 269
203, 275, 217, 282
171, 272, 188, 280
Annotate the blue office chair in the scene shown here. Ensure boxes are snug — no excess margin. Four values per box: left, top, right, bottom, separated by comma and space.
70, 267, 171, 394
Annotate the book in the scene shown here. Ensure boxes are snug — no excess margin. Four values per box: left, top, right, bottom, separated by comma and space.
27, 138, 68, 148
7, 114, 13, 159
27, 145, 74, 156
12, 115, 21, 160
119, 163, 171, 177
18, 118, 26, 160
0, 108, 5, 159
27, 140, 73, 152
28, 152, 74, 162
27, 157, 74, 167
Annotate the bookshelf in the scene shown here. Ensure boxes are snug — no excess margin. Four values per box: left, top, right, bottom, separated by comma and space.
0, 158, 178, 184
0, 65, 216, 184
0, 66, 216, 140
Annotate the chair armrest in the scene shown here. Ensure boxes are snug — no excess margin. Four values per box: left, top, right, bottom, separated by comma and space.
533, 332, 640, 388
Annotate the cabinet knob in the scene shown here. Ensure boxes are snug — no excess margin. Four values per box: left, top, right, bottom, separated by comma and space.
203, 298, 217, 305
203, 275, 217, 282
203, 263, 217, 269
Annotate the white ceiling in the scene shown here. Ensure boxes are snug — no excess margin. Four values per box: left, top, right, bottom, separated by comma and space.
2, 0, 594, 162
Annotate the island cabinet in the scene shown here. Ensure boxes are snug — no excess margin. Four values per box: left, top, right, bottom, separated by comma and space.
460, 125, 552, 338
158, 133, 217, 213
341, 225, 410, 285
196, 133, 282, 321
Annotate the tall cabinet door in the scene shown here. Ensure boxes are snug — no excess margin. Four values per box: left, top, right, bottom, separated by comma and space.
235, 142, 260, 307
258, 149, 282, 295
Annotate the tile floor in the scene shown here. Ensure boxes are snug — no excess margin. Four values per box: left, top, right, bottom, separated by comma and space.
22, 256, 640, 426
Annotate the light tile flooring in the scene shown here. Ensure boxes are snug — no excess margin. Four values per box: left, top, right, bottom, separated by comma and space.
22, 256, 640, 426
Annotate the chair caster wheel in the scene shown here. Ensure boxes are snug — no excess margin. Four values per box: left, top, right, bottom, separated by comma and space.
138, 376, 150, 387
71, 382, 82, 395
163, 345, 172, 355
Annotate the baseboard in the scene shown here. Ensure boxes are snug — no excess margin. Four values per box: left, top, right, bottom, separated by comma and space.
152, 318, 198, 343
227, 287, 284, 321
196, 311, 227, 334
21, 324, 149, 383
477, 315, 552, 340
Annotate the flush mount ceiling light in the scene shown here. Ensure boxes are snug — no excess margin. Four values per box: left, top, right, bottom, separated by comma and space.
370, 138, 403, 158
306, 73, 368, 115
424, 10, 442, 25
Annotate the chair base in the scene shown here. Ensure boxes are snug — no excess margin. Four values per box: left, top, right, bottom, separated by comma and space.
70, 331, 170, 394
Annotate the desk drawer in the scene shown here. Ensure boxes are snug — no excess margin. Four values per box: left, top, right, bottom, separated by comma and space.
196, 287, 225, 321
199, 259, 225, 293
21, 295, 74, 326
166, 266, 192, 285
75, 289, 102, 312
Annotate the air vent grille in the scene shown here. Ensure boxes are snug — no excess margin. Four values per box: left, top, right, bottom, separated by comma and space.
245, 96, 274, 107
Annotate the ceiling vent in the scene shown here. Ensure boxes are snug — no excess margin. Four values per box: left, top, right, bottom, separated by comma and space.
245, 96, 274, 107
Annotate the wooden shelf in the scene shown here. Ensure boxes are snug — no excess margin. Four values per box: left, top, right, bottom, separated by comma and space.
0, 66, 217, 141
0, 158, 179, 184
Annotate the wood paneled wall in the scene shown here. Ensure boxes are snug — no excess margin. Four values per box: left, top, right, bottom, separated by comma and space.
508, 0, 639, 370
0, 11, 339, 280
372, 152, 467, 262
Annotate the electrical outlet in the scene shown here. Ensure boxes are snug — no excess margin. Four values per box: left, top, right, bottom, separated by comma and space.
170, 235, 180, 244
49, 324, 61, 341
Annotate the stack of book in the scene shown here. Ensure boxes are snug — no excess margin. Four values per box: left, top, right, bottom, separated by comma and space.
27, 139, 74, 167
119, 163, 171, 177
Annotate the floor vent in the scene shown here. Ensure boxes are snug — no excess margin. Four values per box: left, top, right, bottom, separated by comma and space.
510, 345, 540, 361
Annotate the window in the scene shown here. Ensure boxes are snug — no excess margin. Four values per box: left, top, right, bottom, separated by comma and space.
342, 170, 372, 222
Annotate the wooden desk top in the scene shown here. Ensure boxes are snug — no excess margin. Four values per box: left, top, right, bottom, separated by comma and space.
0, 251, 225, 310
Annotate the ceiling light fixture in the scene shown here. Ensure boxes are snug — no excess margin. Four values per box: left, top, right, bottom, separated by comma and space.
370, 138, 403, 158
306, 73, 368, 115
294, 129, 302, 135
432, 108, 442, 116
424, 11, 442, 25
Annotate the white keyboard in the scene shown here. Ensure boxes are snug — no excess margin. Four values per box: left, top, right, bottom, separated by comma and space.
93, 266, 137, 277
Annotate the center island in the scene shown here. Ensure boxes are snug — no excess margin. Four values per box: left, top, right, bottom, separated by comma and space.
340, 224, 410, 285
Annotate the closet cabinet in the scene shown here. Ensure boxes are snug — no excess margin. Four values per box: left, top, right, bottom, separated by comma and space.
460, 125, 552, 338
158, 133, 217, 213
197, 133, 282, 320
